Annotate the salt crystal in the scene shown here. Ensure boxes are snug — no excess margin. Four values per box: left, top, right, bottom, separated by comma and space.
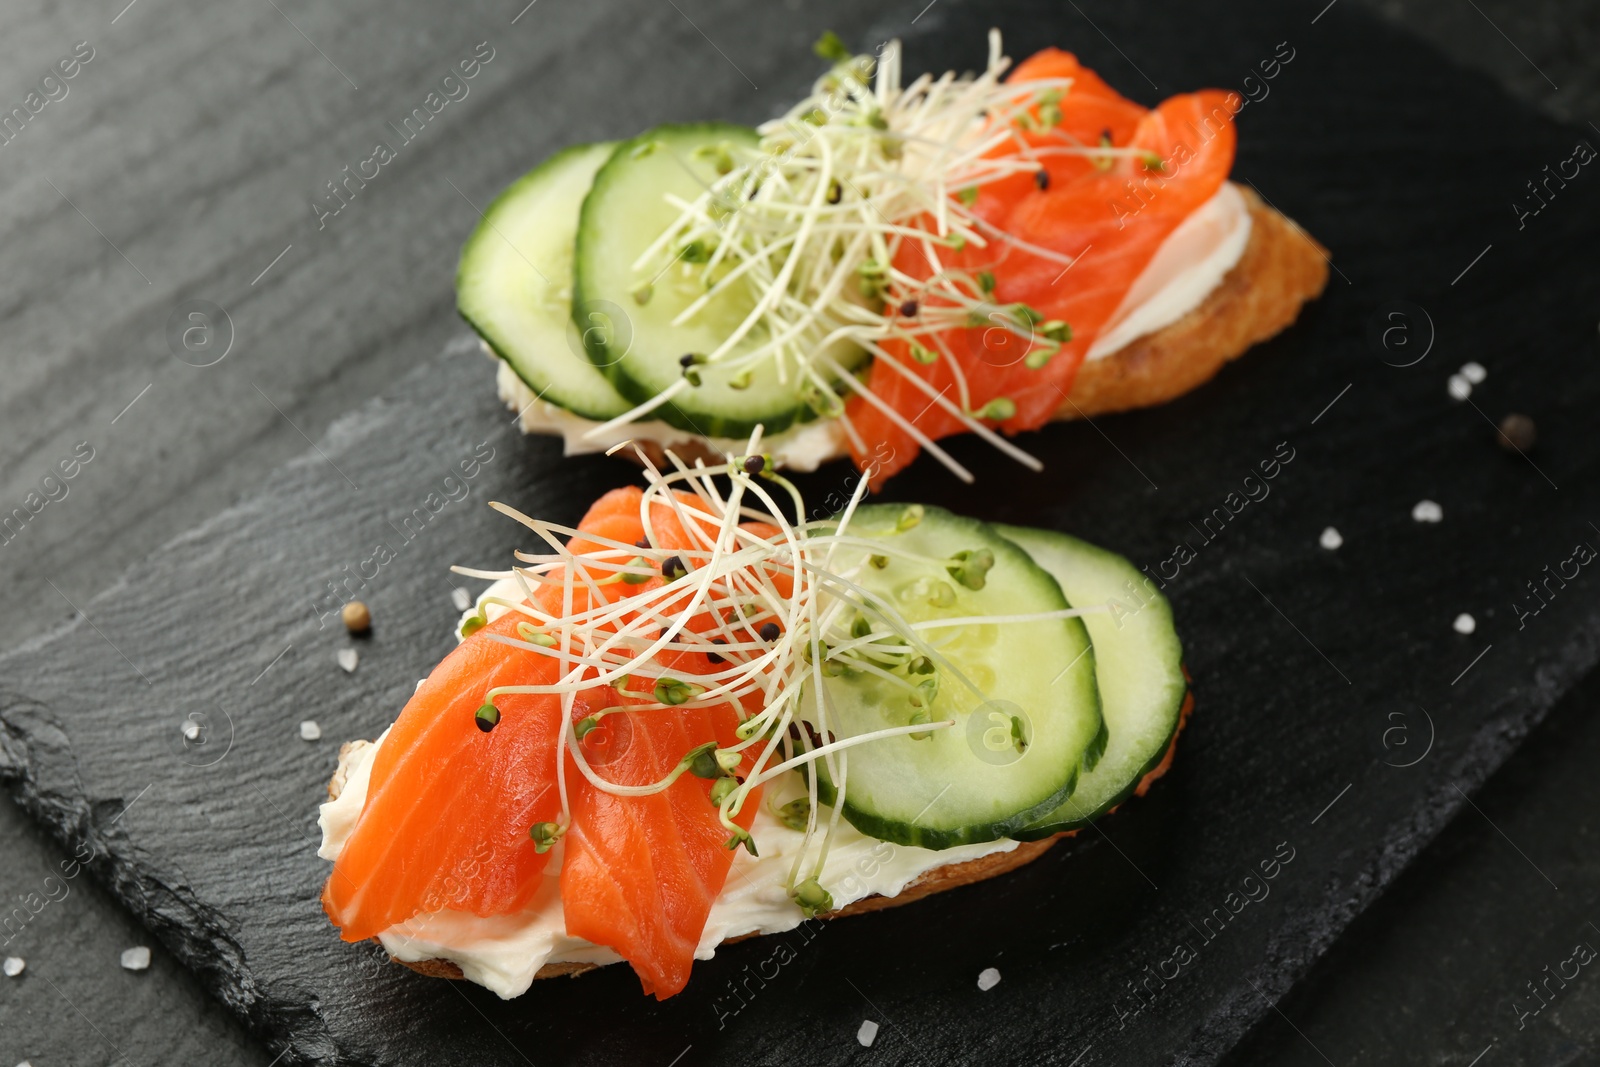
856, 1019, 879, 1047
1447, 374, 1471, 401
1319, 527, 1343, 551
1411, 500, 1443, 523
1453, 613, 1476, 635
977, 966, 1001, 991
3, 957, 23, 977
120, 946, 151, 971
337, 648, 359, 673
452, 587, 472, 612
299, 720, 322, 741
1460, 361, 1487, 384
182, 720, 202, 742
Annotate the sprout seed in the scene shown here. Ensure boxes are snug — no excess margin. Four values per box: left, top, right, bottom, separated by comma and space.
474, 703, 501, 732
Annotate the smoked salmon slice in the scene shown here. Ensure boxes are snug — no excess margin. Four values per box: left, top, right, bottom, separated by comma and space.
560, 671, 753, 999
322, 610, 567, 942
324, 487, 761, 997
849, 50, 1238, 484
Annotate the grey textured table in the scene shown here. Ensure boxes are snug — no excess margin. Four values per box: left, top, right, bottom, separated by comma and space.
0, 1, 1592, 1064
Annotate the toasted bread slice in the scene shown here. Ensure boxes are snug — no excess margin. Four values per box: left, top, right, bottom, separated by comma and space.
1056, 185, 1328, 420
608, 184, 1326, 470
326, 688, 1195, 986
323, 742, 1059, 983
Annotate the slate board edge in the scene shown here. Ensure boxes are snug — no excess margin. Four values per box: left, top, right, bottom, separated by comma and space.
0, 383, 418, 1058
0, 327, 1588, 1067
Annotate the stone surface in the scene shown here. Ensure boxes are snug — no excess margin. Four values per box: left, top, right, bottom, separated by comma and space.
2, 0, 1599, 1065
1226, 667, 1600, 1066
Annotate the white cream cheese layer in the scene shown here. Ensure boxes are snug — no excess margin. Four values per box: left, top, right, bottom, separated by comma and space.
318, 580, 1018, 999
319, 732, 1016, 999
496, 360, 848, 472
1086, 182, 1252, 361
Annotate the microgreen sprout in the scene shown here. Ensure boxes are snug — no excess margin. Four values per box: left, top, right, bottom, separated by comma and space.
517, 622, 558, 647
977, 397, 1016, 421
724, 825, 758, 856
685, 742, 723, 780
791, 876, 834, 917
777, 796, 812, 831
578, 31, 1076, 484
947, 548, 995, 590
656, 677, 706, 706
813, 29, 851, 65
529, 821, 563, 854
709, 776, 739, 805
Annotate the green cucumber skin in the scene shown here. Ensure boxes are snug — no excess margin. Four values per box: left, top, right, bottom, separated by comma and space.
811, 505, 1103, 851
455, 141, 632, 423
573, 123, 811, 440
815, 762, 1083, 852
996, 525, 1188, 840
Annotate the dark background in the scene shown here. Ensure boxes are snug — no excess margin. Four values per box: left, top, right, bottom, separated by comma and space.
0, 0, 1593, 1064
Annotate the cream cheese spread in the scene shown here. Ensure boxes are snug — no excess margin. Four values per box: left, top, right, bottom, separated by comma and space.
496, 361, 848, 472
317, 579, 1018, 999
1086, 182, 1252, 360
319, 731, 1016, 999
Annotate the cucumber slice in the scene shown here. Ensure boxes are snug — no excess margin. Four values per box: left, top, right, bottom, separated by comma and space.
574, 124, 841, 439
456, 142, 632, 422
996, 526, 1187, 839
806, 505, 1103, 850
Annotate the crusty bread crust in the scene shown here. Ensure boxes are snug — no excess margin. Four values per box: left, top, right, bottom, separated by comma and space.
327, 687, 1194, 987
1055, 185, 1329, 420
618, 184, 1327, 470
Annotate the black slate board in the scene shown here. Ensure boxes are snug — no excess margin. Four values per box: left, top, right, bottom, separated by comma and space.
5, 1, 1600, 1064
